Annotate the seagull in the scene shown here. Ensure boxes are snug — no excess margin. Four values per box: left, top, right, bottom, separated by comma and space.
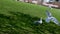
38, 17, 42, 24
45, 10, 60, 26
34, 17, 42, 24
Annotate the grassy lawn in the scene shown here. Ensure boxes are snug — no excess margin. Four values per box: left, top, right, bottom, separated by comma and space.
0, 0, 60, 34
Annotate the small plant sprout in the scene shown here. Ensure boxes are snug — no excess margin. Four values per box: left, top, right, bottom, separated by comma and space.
48, 5, 52, 10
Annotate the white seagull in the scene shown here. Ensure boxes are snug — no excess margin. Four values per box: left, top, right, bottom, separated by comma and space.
34, 17, 42, 24
45, 10, 60, 26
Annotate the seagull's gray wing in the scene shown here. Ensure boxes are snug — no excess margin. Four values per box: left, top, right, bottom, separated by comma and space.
51, 17, 60, 26
46, 10, 52, 17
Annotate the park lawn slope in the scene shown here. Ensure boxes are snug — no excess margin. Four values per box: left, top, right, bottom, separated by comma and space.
0, 0, 60, 34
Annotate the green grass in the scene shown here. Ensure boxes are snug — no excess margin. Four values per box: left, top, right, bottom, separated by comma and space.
0, 0, 60, 34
